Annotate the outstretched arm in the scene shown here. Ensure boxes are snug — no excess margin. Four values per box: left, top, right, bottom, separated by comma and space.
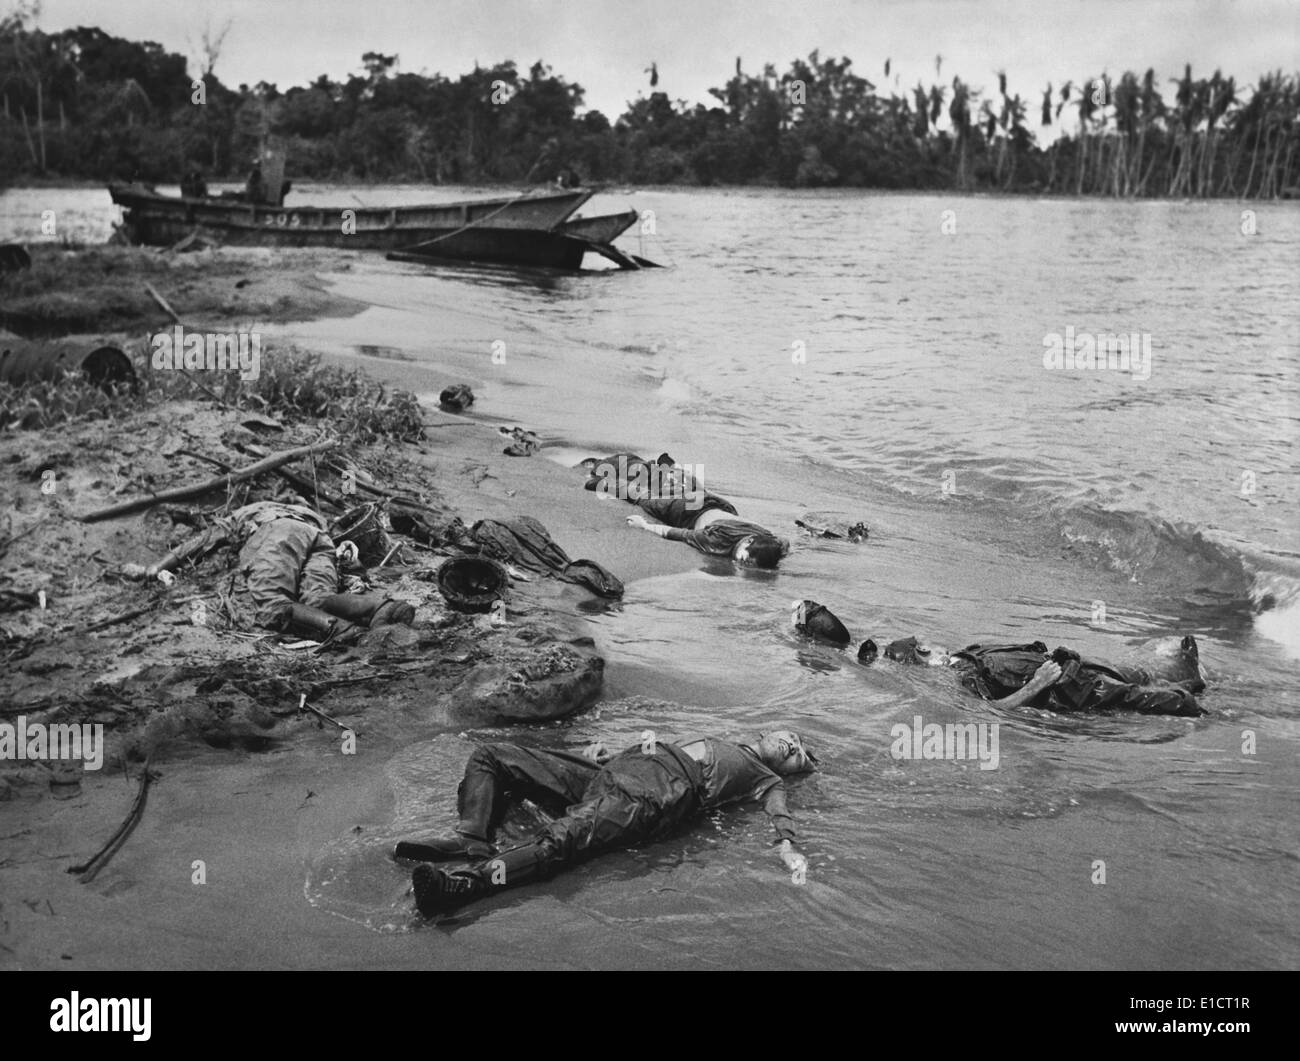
762, 784, 805, 875
994, 660, 1063, 708
626, 513, 670, 536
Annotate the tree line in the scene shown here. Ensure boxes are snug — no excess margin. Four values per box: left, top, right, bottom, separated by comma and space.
2, 11, 1296, 198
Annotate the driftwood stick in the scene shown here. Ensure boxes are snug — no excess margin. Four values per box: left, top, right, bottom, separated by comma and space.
68, 756, 156, 883
79, 440, 340, 523
81, 605, 154, 634
78, 593, 204, 634
235, 442, 344, 510
145, 527, 226, 579
144, 283, 239, 410
0, 517, 45, 560
321, 458, 393, 498
308, 672, 391, 693
178, 367, 235, 409
144, 281, 181, 323
177, 448, 232, 471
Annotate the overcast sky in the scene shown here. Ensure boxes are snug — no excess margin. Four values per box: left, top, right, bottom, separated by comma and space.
32, 0, 1300, 116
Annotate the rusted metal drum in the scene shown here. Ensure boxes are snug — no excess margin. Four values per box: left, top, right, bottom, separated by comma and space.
0, 243, 31, 271
0, 339, 136, 389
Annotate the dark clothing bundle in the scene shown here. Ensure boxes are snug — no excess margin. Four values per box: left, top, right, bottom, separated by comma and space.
470, 516, 624, 599
387, 504, 476, 550
387, 505, 624, 599
951, 641, 1205, 717
795, 601, 852, 646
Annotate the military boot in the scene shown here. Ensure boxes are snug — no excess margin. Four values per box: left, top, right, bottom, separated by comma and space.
284, 604, 360, 645
318, 593, 415, 628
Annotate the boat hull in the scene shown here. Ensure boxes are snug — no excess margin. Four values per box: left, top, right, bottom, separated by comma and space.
109, 183, 594, 255
392, 229, 590, 270
108, 184, 652, 270
559, 209, 639, 245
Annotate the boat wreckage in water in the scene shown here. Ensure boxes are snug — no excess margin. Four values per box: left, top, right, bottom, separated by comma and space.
108, 182, 660, 271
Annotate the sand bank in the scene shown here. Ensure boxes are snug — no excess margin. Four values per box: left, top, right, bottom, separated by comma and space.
1, 250, 710, 968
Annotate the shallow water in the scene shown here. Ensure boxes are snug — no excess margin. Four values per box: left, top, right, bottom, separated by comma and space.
3, 184, 1297, 968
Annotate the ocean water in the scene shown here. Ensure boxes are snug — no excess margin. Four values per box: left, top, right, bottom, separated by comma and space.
3, 184, 1297, 969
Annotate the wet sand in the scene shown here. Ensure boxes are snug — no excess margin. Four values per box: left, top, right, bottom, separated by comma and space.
0, 307, 703, 969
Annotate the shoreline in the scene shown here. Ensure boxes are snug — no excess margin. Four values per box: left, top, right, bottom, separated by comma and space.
6, 179, 1296, 205
0, 243, 716, 969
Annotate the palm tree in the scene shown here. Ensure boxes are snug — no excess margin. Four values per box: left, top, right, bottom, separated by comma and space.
1002, 92, 1027, 188
1133, 68, 1163, 196
1168, 64, 1200, 195
1111, 71, 1139, 194
948, 75, 973, 188
1199, 70, 1236, 195
912, 81, 929, 139
1075, 77, 1098, 194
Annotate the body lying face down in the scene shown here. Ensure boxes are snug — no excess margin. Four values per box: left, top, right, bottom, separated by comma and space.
235, 500, 414, 640
791, 599, 1207, 717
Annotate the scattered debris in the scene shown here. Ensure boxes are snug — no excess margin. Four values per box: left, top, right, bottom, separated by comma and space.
499, 425, 540, 457
297, 693, 351, 733
239, 412, 284, 434
0, 338, 136, 389
80, 440, 341, 523
438, 383, 474, 412
795, 514, 870, 541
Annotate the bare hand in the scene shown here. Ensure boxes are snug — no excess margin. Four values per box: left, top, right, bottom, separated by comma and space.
626, 515, 648, 529
583, 741, 611, 764
779, 840, 806, 874
1029, 660, 1063, 688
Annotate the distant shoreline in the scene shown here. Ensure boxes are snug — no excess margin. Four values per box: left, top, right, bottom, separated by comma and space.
4, 180, 1296, 204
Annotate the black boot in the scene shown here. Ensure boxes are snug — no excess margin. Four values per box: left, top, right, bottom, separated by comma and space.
318, 593, 415, 629
284, 604, 359, 645
395, 836, 494, 863
411, 842, 550, 916
413, 864, 488, 916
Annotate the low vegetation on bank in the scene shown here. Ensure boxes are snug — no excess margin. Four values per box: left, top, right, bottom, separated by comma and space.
0, 245, 350, 337
0, 345, 428, 441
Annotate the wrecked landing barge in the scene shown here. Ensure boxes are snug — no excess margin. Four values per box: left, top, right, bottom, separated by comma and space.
109, 183, 658, 271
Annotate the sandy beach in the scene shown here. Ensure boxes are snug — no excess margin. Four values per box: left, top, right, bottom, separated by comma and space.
0, 247, 707, 970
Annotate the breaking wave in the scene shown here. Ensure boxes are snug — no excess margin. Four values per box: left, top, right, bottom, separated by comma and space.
1048, 498, 1300, 652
